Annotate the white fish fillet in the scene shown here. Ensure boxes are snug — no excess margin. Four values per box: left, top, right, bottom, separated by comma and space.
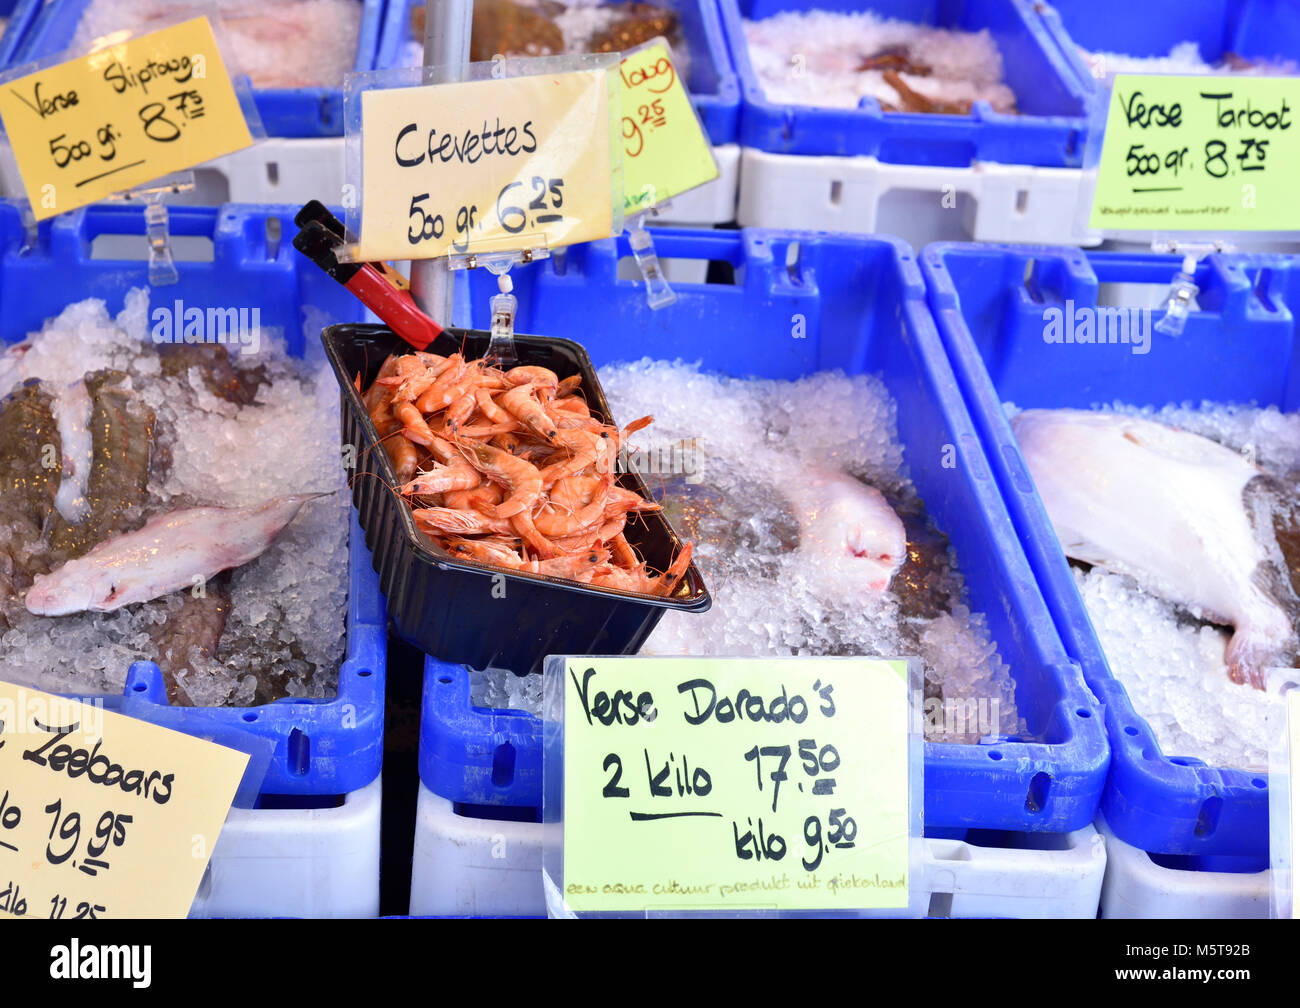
25, 494, 323, 616
789, 467, 906, 593
51, 377, 93, 523
1012, 408, 1298, 688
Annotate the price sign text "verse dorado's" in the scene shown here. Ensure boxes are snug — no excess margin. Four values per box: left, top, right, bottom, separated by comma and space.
358, 69, 614, 262
562, 657, 911, 913
0, 682, 248, 919
1090, 74, 1300, 231
0, 16, 254, 221
618, 41, 717, 214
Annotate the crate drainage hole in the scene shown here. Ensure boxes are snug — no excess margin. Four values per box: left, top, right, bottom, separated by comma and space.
241, 712, 257, 722
266, 161, 280, 186
132, 681, 147, 692
265, 216, 282, 259
1194, 795, 1222, 837
1015, 188, 1029, 214
492, 742, 517, 788
1025, 772, 1051, 814
926, 891, 953, 918
288, 727, 310, 777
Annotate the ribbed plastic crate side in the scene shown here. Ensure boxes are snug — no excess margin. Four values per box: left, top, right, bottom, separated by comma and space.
0, 202, 382, 798
374, 0, 740, 146
419, 660, 544, 809
919, 240, 1289, 857
11, 0, 382, 137
721, 0, 1088, 165
464, 227, 1108, 832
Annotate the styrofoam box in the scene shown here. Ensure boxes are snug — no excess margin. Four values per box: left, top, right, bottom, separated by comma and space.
410, 784, 1106, 918
1097, 814, 1270, 920
189, 778, 382, 919
737, 149, 1102, 251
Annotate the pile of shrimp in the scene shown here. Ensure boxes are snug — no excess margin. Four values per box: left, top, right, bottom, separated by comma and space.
360, 349, 695, 597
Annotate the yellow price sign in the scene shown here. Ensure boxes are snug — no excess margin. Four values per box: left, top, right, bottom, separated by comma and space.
1089, 74, 1300, 231
560, 657, 914, 914
0, 16, 254, 221
0, 682, 249, 919
618, 41, 717, 215
357, 68, 617, 262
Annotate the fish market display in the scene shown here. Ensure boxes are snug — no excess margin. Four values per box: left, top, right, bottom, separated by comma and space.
744, 9, 1016, 115
406, 0, 684, 66
69, 0, 362, 89
0, 291, 348, 707
594, 360, 1020, 742
1012, 403, 1300, 768
362, 351, 695, 597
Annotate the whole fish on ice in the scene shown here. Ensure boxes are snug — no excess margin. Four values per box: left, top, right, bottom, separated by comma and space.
25, 494, 324, 616
788, 467, 907, 593
1012, 409, 1300, 689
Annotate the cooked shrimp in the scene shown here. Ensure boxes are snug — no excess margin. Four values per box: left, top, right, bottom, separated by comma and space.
460, 442, 543, 519
500, 382, 561, 443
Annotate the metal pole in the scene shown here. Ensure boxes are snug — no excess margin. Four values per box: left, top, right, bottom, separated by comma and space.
410, 0, 474, 324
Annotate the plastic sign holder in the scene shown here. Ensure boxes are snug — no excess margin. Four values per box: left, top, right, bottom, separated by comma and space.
0, 682, 248, 919
343, 53, 623, 356
0, 14, 262, 280
615, 38, 718, 310
542, 656, 923, 918
1270, 681, 1300, 918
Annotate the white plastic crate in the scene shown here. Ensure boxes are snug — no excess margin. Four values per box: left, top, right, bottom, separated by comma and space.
179, 138, 348, 207
1097, 814, 1270, 920
410, 783, 1105, 918
189, 777, 382, 919
737, 148, 1102, 251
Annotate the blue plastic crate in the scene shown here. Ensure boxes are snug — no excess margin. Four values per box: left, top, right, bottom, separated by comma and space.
11, 0, 383, 137
415, 226, 1110, 833
1042, 0, 1300, 93
0, 201, 386, 798
0, 0, 41, 66
921, 241, 1300, 859
719, 0, 1089, 167
376, 0, 741, 146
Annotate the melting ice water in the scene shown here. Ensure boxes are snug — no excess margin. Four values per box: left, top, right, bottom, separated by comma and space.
0, 291, 348, 707
473, 360, 1027, 744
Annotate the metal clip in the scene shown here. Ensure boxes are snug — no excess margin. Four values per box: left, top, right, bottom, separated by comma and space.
626, 212, 676, 310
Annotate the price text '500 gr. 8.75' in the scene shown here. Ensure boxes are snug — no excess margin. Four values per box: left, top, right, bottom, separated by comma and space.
1118, 89, 1291, 191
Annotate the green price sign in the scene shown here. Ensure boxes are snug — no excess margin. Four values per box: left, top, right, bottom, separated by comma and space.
559, 656, 915, 914
1089, 74, 1300, 231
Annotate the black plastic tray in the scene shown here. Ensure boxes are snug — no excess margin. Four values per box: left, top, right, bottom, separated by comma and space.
322, 323, 710, 674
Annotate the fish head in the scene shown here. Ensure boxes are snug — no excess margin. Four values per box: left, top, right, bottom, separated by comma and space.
25, 565, 124, 616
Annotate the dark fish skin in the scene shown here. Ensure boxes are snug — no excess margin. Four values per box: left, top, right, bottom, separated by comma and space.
157, 344, 267, 407
145, 572, 232, 704
1246, 474, 1300, 670
469, 0, 564, 61
589, 3, 678, 53
47, 372, 154, 559
0, 381, 60, 530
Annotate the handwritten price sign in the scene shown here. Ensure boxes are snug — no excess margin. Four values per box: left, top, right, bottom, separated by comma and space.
1089, 74, 1300, 231
0, 16, 254, 221
0, 682, 247, 919
618, 41, 717, 215
357, 68, 616, 262
560, 657, 913, 913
